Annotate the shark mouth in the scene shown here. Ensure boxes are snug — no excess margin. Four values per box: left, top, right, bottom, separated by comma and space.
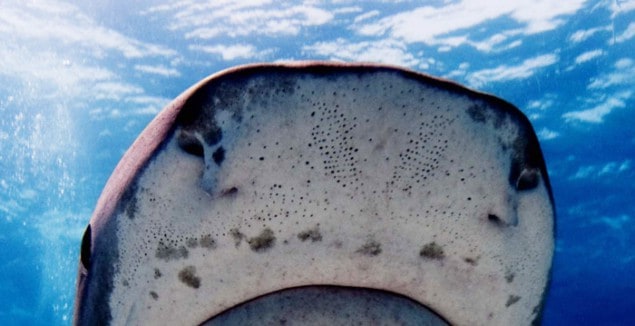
74, 62, 554, 326
201, 285, 450, 325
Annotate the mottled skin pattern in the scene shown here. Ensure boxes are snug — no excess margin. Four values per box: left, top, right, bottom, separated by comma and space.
74, 62, 554, 325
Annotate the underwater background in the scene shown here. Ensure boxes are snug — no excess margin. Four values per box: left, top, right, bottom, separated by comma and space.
0, 0, 633, 325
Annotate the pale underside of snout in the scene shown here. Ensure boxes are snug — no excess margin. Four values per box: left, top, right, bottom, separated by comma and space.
74, 62, 554, 326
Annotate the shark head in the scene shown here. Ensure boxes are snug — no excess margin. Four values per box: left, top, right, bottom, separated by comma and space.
74, 62, 554, 325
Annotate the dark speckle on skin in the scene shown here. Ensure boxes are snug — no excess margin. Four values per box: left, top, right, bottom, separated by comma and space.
463, 256, 479, 266
506, 295, 521, 307
505, 270, 515, 283
179, 266, 201, 289
419, 242, 445, 260
248, 228, 276, 252
200, 234, 216, 249
154, 268, 162, 279
356, 239, 382, 256
150, 291, 159, 300
297, 226, 322, 242
230, 228, 245, 247
156, 242, 189, 261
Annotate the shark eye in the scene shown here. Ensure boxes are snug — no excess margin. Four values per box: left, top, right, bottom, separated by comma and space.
516, 168, 540, 190
177, 130, 204, 157
80, 225, 92, 270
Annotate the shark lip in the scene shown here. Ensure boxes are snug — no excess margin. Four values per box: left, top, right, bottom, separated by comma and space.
199, 285, 451, 325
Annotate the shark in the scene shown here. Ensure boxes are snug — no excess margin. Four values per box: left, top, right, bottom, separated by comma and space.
74, 62, 554, 325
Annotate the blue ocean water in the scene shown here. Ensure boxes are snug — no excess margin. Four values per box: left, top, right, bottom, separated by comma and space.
0, 1, 633, 325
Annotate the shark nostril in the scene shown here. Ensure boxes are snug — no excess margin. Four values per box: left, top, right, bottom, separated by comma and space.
212, 146, 225, 166
488, 214, 503, 225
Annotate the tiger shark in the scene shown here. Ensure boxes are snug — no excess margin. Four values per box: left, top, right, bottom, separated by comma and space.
74, 62, 554, 325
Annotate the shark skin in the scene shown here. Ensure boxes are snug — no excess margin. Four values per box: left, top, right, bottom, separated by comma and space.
74, 62, 554, 326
